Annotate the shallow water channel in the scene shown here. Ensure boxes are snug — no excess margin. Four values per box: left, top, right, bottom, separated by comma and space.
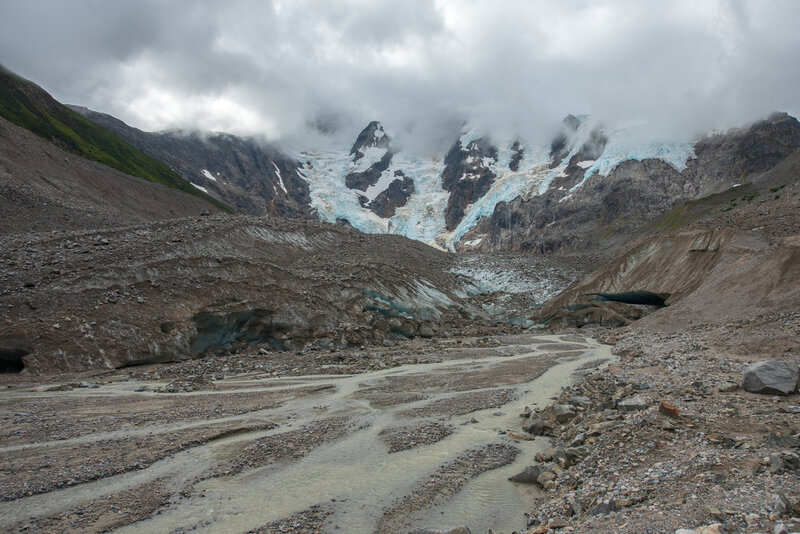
0, 334, 612, 533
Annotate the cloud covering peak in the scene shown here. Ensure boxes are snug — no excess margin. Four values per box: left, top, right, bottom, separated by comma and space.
2, 0, 799, 149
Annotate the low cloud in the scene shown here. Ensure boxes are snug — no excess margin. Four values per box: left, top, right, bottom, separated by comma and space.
2, 0, 799, 151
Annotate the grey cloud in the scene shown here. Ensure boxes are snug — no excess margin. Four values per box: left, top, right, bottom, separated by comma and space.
1, 0, 799, 151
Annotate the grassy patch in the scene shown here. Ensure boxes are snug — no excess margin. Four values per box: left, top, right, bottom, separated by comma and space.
0, 68, 233, 213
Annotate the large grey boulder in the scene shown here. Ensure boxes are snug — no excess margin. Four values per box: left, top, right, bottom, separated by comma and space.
742, 361, 799, 396
509, 465, 543, 484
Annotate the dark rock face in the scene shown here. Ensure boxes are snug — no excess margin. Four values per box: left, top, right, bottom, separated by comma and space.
363, 171, 415, 218
349, 120, 391, 159
345, 121, 394, 191
346, 122, 416, 218
509, 141, 524, 171
566, 127, 607, 170
69, 106, 314, 219
345, 150, 393, 191
441, 136, 498, 230
549, 114, 582, 168
476, 113, 800, 253
690, 112, 800, 196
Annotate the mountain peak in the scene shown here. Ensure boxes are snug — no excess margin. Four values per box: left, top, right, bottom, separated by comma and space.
350, 121, 390, 158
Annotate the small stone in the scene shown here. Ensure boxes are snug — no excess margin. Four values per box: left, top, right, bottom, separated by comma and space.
588, 499, 615, 516
659, 400, 680, 418
617, 396, 648, 412
548, 517, 569, 528
536, 471, 556, 486
774, 491, 792, 515
704, 505, 725, 523
745, 513, 760, 525
568, 495, 583, 516
569, 433, 585, 447
520, 406, 532, 418
507, 431, 534, 441
769, 455, 785, 474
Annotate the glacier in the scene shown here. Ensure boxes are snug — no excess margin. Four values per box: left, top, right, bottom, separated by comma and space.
295, 122, 696, 250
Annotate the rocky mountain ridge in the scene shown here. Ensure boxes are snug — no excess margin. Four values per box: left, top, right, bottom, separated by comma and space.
68, 106, 313, 219
0, 66, 228, 212
5, 67, 800, 258
81, 108, 800, 254
0, 115, 218, 234
463, 112, 800, 253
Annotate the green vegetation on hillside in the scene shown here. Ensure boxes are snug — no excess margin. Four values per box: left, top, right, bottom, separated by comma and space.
0, 66, 233, 212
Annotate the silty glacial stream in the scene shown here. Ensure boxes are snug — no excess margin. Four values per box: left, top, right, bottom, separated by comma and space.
0, 333, 613, 533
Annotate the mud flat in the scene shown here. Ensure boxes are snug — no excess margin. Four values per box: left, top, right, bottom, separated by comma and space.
0, 332, 612, 533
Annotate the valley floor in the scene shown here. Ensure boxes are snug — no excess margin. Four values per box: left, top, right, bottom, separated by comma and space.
1, 317, 797, 534
0, 331, 609, 534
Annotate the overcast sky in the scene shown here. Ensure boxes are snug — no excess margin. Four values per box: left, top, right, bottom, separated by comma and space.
1, 0, 799, 151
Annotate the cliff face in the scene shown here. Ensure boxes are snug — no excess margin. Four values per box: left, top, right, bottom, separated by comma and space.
69, 106, 314, 219
441, 136, 498, 231
345, 121, 414, 217
464, 113, 800, 253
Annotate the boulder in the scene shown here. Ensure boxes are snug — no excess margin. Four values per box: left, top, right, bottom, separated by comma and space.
553, 404, 577, 423
417, 323, 435, 338
522, 413, 545, 435
617, 396, 648, 412
742, 361, 798, 395
508, 465, 543, 484
774, 491, 792, 515
536, 471, 556, 486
